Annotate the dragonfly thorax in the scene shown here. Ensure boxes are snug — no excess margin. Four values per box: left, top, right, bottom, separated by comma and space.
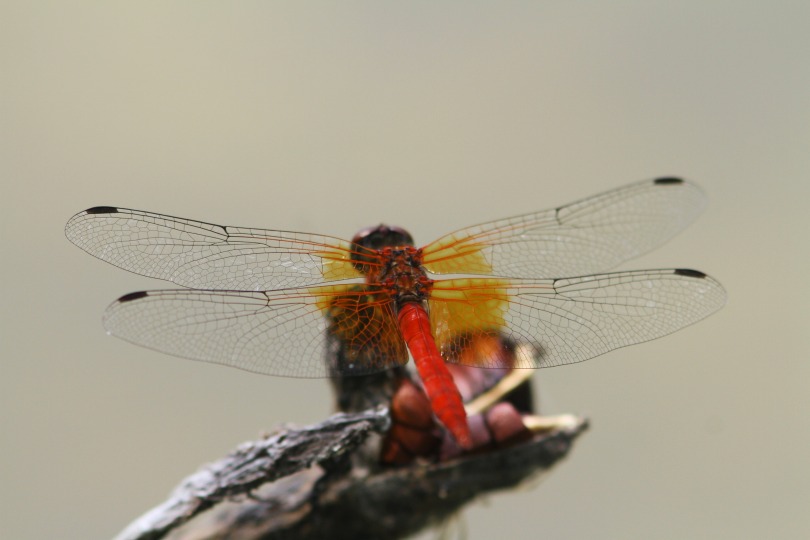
376, 246, 433, 306
350, 224, 431, 305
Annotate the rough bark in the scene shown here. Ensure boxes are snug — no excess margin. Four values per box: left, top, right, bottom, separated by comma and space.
114, 408, 586, 540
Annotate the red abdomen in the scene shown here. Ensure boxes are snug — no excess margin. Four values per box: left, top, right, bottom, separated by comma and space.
397, 302, 472, 449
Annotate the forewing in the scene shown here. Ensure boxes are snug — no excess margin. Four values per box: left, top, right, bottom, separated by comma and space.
104, 285, 407, 378
66, 207, 364, 290
421, 178, 707, 278
429, 270, 726, 369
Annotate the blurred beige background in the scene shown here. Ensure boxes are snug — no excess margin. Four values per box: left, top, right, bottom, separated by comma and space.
2, 2, 809, 539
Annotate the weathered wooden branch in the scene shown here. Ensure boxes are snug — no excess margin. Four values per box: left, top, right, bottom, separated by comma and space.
114, 409, 391, 540
114, 407, 586, 540
114, 340, 588, 539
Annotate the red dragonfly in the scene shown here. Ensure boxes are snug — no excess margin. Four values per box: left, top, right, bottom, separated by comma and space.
65, 178, 725, 449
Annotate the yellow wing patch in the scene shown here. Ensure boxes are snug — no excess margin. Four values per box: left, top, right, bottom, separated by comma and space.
428, 279, 511, 348
421, 235, 493, 275
318, 243, 363, 281
313, 284, 407, 373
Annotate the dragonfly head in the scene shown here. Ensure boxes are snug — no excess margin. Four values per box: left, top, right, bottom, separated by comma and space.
350, 224, 414, 273
352, 224, 414, 250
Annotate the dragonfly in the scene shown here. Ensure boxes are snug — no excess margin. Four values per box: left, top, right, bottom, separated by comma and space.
65, 177, 726, 449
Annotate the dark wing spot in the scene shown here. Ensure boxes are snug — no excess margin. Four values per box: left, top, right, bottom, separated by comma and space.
118, 291, 149, 302
674, 268, 707, 278
85, 206, 119, 214
654, 177, 684, 185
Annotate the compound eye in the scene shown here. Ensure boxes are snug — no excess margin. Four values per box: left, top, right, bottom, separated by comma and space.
350, 224, 414, 272
351, 224, 414, 251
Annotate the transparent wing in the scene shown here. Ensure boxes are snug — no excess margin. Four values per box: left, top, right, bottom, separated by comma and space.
103, 285, 407, 378
65, 207, 365, 290
428, 269, 726, 369
421, 178, 707, 279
